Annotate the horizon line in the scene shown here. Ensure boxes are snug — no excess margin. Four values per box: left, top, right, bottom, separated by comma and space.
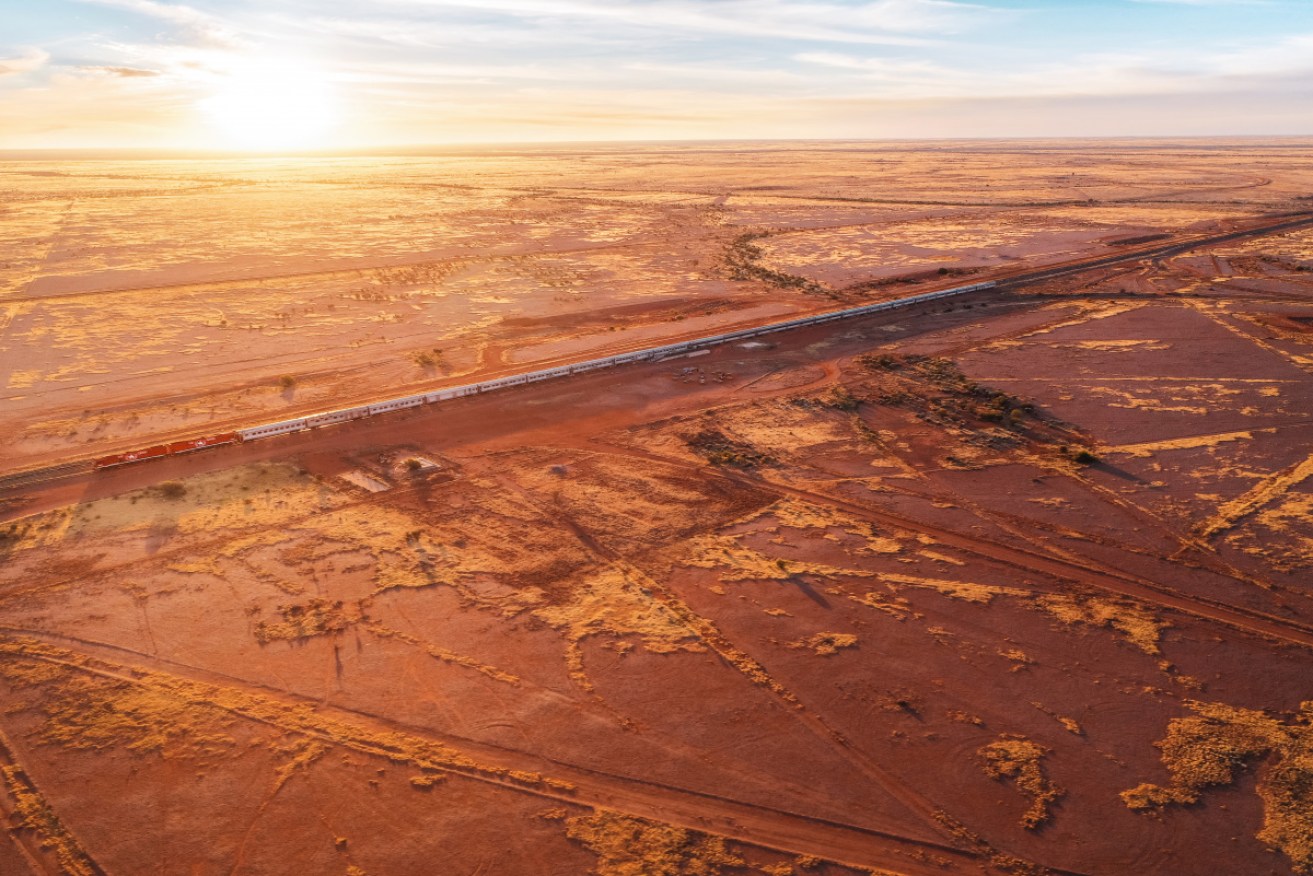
5, 133, 1313, 161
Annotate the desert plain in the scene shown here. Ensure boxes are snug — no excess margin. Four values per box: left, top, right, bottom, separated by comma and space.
2, 139, 1313, 875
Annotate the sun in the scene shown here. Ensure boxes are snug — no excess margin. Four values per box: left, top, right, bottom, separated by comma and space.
202, 60, 339, 151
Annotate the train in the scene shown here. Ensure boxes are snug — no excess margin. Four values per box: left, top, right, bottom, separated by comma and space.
94, 433, 242, 469
93, 280, 996, 470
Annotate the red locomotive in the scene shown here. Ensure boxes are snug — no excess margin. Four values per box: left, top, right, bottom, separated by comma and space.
94, 433, 239, 469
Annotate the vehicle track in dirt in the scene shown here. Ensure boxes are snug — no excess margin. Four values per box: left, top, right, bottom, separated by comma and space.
0, 451, 1048, 876
593, 442, 1313, 652
0, 724, 104, 876
894, 262, 1312, 601
0, 632, 1005, 876
758, 477, 1313, 649
8, 303, 1313, 655
0, 231, 728, 308
495, 477, 1001, 852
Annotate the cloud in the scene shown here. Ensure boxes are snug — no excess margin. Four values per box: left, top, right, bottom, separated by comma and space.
380, 0, 994, 45
80, 65, 161, 77
1210, 31, 1313, 78
9, 0, 1309, 147
0, 65, 196, 149
795, 51, 950, 76
83, 35, 265, 89
80, 0, 245, 48
0, 48, 50, 77
1129, 0, 1270, 5
796, 28, 1313, 102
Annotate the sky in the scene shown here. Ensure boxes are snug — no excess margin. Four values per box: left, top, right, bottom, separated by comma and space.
1, 0, 1311, 150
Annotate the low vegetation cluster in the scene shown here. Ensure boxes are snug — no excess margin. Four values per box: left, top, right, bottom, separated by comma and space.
1123, 701, 1313, 873
683, 428, 776, 469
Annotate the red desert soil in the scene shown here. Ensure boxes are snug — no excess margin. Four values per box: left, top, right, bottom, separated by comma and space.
2, 139, 1313, 876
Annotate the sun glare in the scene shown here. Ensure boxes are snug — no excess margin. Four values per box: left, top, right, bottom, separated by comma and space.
202, 61, 339, 151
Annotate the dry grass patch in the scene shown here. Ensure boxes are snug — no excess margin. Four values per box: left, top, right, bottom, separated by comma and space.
0, 655, 236, 761
979, 735, 1064, 830
1122, 700, 1313, 873
684, 428, 775, 469
1038, 594, 1165, 654
684, 538, 876, 583
789, 632, 858, 656
1228, 493, 1313, 572
1, 462, 341, 553
532, 566, 704, 689
882, 573, 1026, 605
254, 598, 362, 644
0, 637, 569, 792
365, 623, 521, 686
564, 809, 745, 876
1, 760, 98, 876
512, 451, 767, 550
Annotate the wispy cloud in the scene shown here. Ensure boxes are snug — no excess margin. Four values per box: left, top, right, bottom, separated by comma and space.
0, 48, 51, 77
375, 0, 994, 45
80, 0, 246, 48
796, 26, 1313, 101
80, 65, 160, 77
1130, 0, 1270, 6
2, 0, 1310, 146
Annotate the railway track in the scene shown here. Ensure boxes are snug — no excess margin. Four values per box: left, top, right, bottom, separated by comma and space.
0, 460, 90, 492
5, 209, 1312, 493
988, 211, 1313, 290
